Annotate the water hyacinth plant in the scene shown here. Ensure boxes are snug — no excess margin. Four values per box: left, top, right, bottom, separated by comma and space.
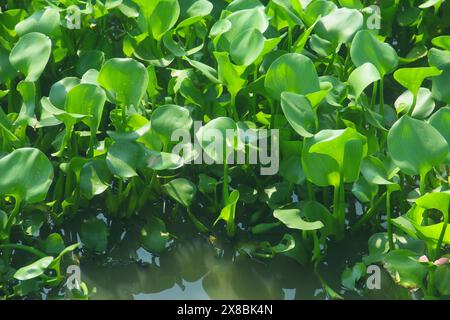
0, 0, 449, 300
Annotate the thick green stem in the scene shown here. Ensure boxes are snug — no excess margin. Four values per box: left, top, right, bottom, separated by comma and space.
333, 182, 345, 241
0, 244, 47, 258
379, 77, 385, 119
3, 199, 22, 263
287, 27, 293, 51
351, 192, 387, 233
230, 95, 238, 122
324, 52, 336, 75
5, 199, 22, 234
187, 206, 208, 233
223, 158, 229, 206
370, 81, 378, 110
386, 190, 394, 251
408, 93, 418, 116
435, 213, 448, 260
306, 181, 315, 201
419, 172, 427, 195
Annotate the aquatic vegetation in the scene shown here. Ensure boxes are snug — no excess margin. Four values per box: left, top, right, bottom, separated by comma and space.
0, 0, 449, 300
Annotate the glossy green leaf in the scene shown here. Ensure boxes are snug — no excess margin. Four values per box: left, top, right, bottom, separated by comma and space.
387, 116, 448, 176
162, 178, 197, 207
264, 53, 320, 100
280, 92, 316, 137
214, 190, 240, 237
315, 7, 363, 47
150, 104, 192, 143
274, 208, 324, 231
348, 62, 380, 100
15, 8, 60, 37
134, 0, 180, 40
196, 117, 237, 163
80, 218, 108, 253
394, 67, 442, 96
394, 88, 435, 119
350, 30, 398, 76
302, 128, 368, 187
106, 141, 145, 178
80, 159, 112, 200
383, 249, 427, 290
230, 28, 264, 66
140, 215, 169, 254
9, 32, 51, 82
429, 107, 450, 163
98, 58, 149, 107
0, 148, 53, 203
14, 256, 54, 281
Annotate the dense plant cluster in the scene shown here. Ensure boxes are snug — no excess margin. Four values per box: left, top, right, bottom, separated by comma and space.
0, 0, 449, 300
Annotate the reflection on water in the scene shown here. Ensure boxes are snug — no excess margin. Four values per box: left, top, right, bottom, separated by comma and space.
80, 234, 408, 300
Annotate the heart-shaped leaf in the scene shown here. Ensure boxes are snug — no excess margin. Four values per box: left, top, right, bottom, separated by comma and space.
0, 148, 53, 203
264, 53, 320, 100
350, 30, 398, 76
9, 32, 51, 82
387, 116, 448, 176
98, 58, 149, 108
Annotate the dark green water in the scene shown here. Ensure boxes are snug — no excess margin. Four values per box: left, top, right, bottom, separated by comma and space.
79, 235, 410, 300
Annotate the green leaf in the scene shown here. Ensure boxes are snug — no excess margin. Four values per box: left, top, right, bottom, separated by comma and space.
98, 58, 149, 107
387, 116, 448, 176
14, 256, 54, 281
196, 117, 237, 163
76, 50, 105, 76
140, 215, 169, 254
350, 30, 398, 76
215, 190, 240, 237
15, 8, 60, 37
435, 265, 450, 296
302, 128, 367, 187
394, 88, 435, 119
42, 233, 65, 256
65, 83, 107, 133
0, 148, 53, 203
150, 104, 192, 143
315, 7, 363, 47
230, 28, 265, 66
9, 32, 52, 82
348, 62, 380, 100
352, 175, 378, 203
134, 0, 180, 40
49, 77, 80, 108
280, 92, 316, 137
146, 150, 183, 171
80, 218, 108, 253
341, 262, 366, 291
264, 53, 320, 100
198, 174, 218, 194
429, 107, 450, 163
274, 208, 324, 230
432, 69, 450, 104
214, 51, 247, 98
432, 35, 450, 51
162, 178, 197, 207
360, 156, 393, 185
106, 141, 145, 178
221, 7, 269, 49
394, 67, 442, 96
0, 46, 18, 83
80, 159, 112, 200
383, 249, 427, 290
